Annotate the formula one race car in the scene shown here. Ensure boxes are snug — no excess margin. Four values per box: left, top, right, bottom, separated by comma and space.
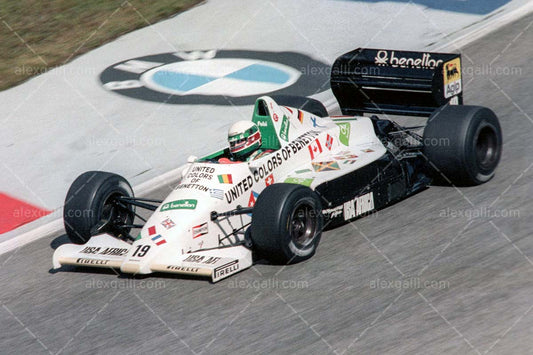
53, 48, 502, 282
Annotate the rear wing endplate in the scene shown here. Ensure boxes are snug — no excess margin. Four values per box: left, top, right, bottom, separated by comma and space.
330, 48, 463, 117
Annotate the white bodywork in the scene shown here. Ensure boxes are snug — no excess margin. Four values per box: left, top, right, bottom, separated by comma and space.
53, 96, 386, 282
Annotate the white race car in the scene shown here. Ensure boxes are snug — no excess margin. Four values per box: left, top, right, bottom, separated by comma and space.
53, 48, 502, 282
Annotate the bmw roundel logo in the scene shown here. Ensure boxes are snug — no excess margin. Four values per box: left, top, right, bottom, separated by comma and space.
100, 50, 330, 105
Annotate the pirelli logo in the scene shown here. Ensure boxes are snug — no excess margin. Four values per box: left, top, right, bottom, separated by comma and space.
166, 265, 200, 273
76, 258, 110, 265
214, 260, 239, 279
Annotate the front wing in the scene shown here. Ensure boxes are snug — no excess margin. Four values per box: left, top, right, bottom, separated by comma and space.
53, 234, 252, 282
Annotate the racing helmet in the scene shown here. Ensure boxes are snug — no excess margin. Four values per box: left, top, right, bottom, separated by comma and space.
228, 120, 262, 159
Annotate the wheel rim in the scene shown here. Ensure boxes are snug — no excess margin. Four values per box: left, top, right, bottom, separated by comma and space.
475, 125, 498, 170
100, 192, 133, 236
289, 202, 318, 248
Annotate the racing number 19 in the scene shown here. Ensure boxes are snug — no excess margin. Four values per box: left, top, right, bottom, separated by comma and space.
132, 245, 151, 257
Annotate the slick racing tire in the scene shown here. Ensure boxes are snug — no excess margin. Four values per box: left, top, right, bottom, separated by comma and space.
423, 105, 502, 186
64, 171, 135, 244
270, 95, 328, 117
251, 184, 323, 264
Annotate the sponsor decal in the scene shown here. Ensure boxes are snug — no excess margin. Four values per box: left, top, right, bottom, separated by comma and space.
175, 183, 210, 192
273, 113, 279, 122
343, 160, 357, 165
284, 106, 294, 114
224, 131, 319, 203
214, 260, 239, 279
160, 199, 197, 211
312, 161, 340, 172
336, 122, 351, 146
148, 225, 156, 235
374, 50, 444, 69
265, 174, 274, 186
297, 110, 304, 123
256, 120, 268, 127
334, 153, 358, 160
325, 134, 333, 150
209, 188, 224, 200
295, 168, 312, 174
248, 191, 259, 208
166, 265, 200, 273
280, 115, 290, 141
284, 177, 314, 187
151, 234, 167, 246
80, 247, 100, 254
183, 254, 221, 264
322, 205, 343, 219
161, 218, 176, 229
343, 192, 374, 220
100, 50, 329, 106
443, 57, 462, 99
76, 258, 110, 265
185, 166, 215, 183
362, 148, 374, 153
218, 174, 233, 184
98, 248, 128, 256
308, 138, 323, 160
192, 222, 208, 239
80, 247, 129, 256
310, 116, 325, 128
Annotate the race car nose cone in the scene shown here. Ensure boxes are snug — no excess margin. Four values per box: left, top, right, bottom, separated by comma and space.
120, 262, 141, 274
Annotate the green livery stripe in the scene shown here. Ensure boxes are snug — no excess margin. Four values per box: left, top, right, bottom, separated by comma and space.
160, 199, 198, 211
284, 177, 314, 187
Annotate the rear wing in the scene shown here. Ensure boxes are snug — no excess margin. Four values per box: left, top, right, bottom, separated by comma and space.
330, 48, 463, 117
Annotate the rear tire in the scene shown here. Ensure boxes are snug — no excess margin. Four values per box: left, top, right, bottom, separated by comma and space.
251, 184, 323, 264
423, 105, 502, 186
64, 171, 134, 244
270, 95, 328, 117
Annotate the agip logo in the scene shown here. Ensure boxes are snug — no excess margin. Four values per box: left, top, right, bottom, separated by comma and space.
443, 57, 462, 99
100, 50, 329, 105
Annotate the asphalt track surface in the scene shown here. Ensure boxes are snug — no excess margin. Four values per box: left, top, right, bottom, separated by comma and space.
2, 14, 533, 355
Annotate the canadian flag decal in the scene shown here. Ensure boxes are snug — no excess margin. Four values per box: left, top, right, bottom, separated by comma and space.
325, 134, 333, 150
308, 139, 323, 160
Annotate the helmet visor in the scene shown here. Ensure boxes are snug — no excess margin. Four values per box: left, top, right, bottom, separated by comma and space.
229, 130, 261, 154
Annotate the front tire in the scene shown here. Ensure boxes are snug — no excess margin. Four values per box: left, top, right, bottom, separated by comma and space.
423, 105, 502, 186
251, 184, 323, 264
64, 171, 135, 244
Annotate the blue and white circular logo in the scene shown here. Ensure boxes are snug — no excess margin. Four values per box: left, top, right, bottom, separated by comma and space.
100, 50, 329, 105
142, 58, 300, 97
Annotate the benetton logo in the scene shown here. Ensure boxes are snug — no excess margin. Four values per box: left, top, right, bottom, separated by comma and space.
160, 199, 197, 211
374, 50, 444, 69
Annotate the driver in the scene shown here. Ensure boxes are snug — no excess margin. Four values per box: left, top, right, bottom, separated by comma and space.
222, 121, 270, 162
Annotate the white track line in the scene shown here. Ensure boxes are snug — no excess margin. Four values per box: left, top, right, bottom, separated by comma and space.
433, 1, 533, 52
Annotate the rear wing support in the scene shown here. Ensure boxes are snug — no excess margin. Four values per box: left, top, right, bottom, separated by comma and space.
330, 48, 463, 117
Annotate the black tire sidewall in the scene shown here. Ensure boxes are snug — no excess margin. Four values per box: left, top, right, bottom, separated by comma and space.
423, 105, 502, 186
64, 171, 133, 244
466, 117, 502, 183
251, 184, 323, 264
